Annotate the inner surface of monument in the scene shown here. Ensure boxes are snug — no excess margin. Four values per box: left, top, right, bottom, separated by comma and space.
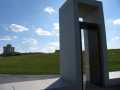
80, 21, 102, 86
78, 1, 108, 86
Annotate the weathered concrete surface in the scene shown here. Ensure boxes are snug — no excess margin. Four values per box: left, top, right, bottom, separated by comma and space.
0, 75, 60, 90
0, 72, 120, 90
0, 75, 60, 84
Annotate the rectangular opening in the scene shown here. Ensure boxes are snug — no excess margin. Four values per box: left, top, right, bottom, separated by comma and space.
81, 29, 87, 90
80, 19, 104, 85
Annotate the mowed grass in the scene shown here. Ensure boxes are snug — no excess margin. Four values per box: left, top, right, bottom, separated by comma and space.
0, 49, 120, 75
0, 53, 59, 75
107, 49, 120, 71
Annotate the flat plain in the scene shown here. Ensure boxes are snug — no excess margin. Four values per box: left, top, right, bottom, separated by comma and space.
0, 49, 120, 75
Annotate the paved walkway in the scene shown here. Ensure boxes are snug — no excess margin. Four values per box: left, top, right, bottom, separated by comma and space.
0, 75, 60, 90
0, 71, 120, 90
109, 71, 120, 79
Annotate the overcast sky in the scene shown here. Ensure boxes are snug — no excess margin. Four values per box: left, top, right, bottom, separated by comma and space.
0, 0, 120, 53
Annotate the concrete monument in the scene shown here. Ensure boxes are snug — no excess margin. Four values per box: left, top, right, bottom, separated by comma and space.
58, 0, 120, 89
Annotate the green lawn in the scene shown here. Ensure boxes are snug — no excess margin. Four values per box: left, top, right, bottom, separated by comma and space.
0, 49, 120, 75
107, 49, 120, 71
0, 53, 59, 75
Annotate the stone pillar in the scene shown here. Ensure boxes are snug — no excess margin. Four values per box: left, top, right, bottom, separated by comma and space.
10, 47, 11, 54
3, 47, 6, 55
7, 47, 10, 54
59, 0, 82, 88
12, 47, 15, 53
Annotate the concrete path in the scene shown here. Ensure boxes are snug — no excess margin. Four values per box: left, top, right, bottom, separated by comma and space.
0, 75, 60, 90
109, 71, 120, 79
0, 71, 120, 90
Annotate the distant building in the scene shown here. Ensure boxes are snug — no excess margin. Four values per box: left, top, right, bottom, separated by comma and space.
55, 50, 60, 53
3, 44, 15, 56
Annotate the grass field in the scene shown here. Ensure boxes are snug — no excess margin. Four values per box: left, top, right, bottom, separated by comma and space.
0, 53, 59, 75
0, 49, 120, 75
107, 49, 120, 71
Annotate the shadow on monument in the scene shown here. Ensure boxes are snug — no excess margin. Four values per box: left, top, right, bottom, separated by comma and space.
46, 78, 83, 90
46, 78, 120, 90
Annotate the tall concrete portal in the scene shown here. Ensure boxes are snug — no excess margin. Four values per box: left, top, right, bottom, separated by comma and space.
59, 0, 109, 89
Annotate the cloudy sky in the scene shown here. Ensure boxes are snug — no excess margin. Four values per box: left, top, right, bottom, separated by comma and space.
0, 0, 120, 53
